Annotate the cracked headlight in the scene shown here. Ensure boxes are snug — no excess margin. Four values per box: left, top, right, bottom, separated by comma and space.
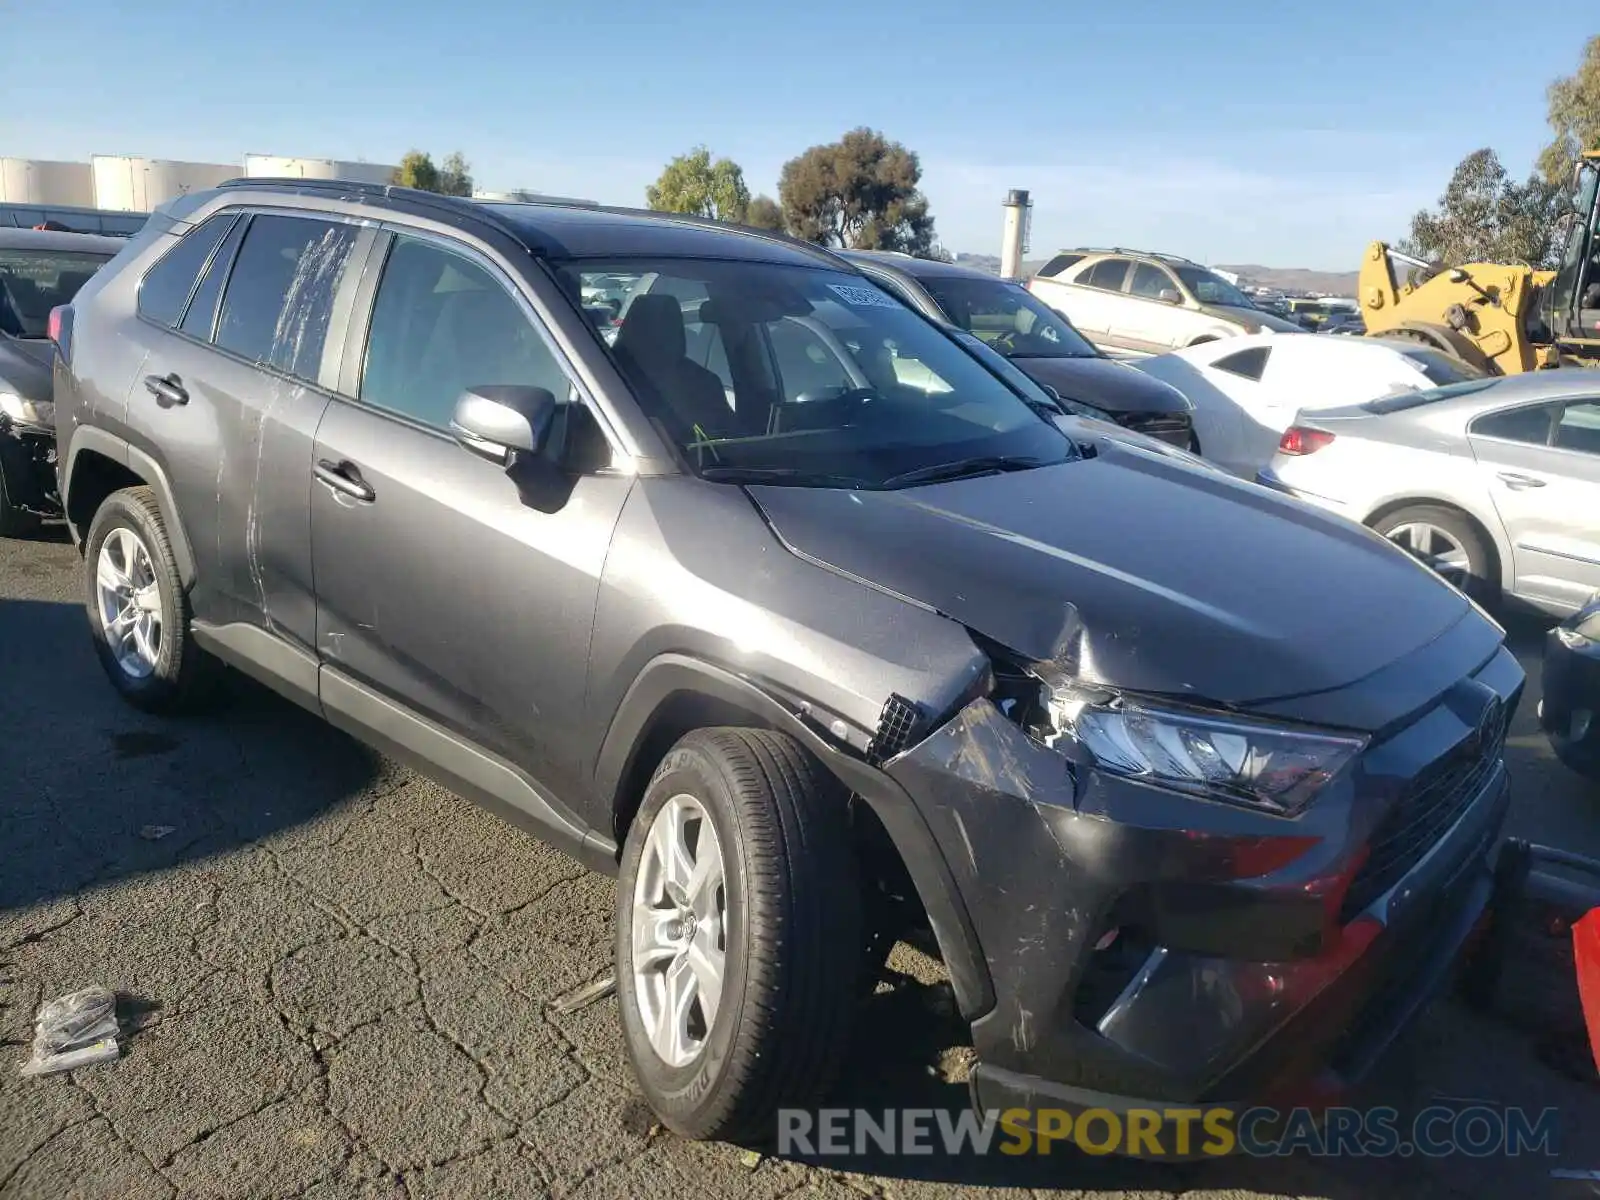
0, 392, 54, 429
1045, 688, 1367, 817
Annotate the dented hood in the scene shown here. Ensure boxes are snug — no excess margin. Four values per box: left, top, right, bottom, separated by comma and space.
747, 442, 1471, 705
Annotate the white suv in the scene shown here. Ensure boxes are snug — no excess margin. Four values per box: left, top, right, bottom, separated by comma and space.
1027, 248, 1302, 354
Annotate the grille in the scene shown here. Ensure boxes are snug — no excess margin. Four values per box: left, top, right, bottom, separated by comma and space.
1118, 413, 1194, 448
1341, 707, 1509, 920
867, 693, 923, 765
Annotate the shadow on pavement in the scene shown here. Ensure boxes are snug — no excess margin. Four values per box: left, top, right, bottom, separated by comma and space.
0, 596, 383, 916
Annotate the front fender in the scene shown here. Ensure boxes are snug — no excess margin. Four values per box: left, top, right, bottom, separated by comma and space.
594, 652, 996, 1019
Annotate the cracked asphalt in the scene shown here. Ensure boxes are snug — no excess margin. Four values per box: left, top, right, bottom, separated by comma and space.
4, 527, 1600, 1200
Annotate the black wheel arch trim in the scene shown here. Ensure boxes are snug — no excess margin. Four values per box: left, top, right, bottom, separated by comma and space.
62, 427, 198, 589
594, 653, 996, 1019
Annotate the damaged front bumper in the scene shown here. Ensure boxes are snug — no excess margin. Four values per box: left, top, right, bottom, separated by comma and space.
878, 643, 1524, 1140
0, 419, 62, 517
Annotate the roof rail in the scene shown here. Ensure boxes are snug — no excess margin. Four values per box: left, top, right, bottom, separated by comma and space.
575, 202, 855, 269
215, 176, 539, 253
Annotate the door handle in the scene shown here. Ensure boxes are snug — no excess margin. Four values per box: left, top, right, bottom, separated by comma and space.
314, 459, 375, 502
1497, 471, 1547, 490
143, 373, 187, 407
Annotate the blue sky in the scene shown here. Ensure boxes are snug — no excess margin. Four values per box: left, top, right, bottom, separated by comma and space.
8, 1, 1596, 269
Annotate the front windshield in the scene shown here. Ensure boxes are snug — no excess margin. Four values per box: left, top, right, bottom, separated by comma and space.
561, 259, 1074, 487
1173, 266, 1252, 308
919, 276, 1099, 360
0, 248, 112, 337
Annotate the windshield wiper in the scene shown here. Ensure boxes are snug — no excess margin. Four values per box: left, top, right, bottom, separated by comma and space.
881, 455, 1051, 489
700, 466, 872, 489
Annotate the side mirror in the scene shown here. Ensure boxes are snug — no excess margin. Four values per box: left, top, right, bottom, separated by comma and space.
450, 385, 556, 465
1157, 288, 1183, 305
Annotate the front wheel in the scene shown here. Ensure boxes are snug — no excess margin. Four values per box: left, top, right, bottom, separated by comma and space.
615, 728, 861, 1142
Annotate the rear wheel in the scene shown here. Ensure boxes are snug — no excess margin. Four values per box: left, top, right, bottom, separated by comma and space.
1371, 504, 1496, 602
615, 727, 860, 1142
83, 486, 220, 712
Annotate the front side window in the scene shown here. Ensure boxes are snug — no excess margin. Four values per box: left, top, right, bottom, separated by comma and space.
1556, 400, 1600, 455
1173, 266, 1252, 307
1128, 263, 1177, 301
1471, 403, 1556, 444
920, 276, 1098, 360
137, 213, 235, 328
360, 235, 572, 431
559, 259, 1073, 487
0, 247, 115, 338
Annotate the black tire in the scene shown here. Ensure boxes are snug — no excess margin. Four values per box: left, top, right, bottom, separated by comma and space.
0, 459, 41, 538
615, 727, 861, 1143
83, 486, 220, 712
1370, 504, 1497, 603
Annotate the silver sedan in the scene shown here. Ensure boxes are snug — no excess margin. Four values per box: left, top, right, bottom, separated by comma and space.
1257, 371, 1600, 616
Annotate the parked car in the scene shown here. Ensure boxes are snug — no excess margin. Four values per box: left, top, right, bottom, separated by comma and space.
58, 179, 1523, 1145
1026, 247, 1303, 354
1323, 312, 1367, 336
1258, 373, 1600, 613
836, 251, 1197, 448
0, 227, 122, 535
1134, 333, 1487, 479
1541, 592, 1600, 780
0, 201, 147, 238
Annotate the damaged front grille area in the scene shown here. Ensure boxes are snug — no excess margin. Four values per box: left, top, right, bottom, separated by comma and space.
1341, 706, 1510, 920
1117, 413, 1194, 449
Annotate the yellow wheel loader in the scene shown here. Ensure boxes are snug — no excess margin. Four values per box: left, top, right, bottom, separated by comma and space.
1357, 150, 1600, 374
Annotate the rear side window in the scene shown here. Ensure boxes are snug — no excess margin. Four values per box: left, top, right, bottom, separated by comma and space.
216, 215, 358, 381
179, 215, 247, 341
138, 213, 236, 327
1079, 259, 1130, 291
1212, 346, 1270, 381
1036, 253, 1085, 278
1471, 403, 1556, 445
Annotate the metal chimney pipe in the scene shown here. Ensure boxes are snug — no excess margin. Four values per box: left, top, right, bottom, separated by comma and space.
1000, 188, 1030, 280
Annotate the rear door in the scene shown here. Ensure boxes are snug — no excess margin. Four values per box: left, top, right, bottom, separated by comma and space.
129, 208, 369, 653
1469, 397, 1600, 610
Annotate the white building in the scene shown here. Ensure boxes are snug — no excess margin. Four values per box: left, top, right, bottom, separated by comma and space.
90, 156, 238, 212
0, 158, 96, 207
243, 155, 397, 185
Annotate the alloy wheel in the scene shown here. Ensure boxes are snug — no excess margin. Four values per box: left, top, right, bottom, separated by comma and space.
630, 793, 728, 1068
95, 527, 163, 679
1386, 521, 1472, 587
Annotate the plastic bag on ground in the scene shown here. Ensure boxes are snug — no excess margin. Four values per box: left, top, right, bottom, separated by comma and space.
19, 986, 121, 1077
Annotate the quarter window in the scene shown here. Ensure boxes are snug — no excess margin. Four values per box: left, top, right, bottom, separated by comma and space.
1079, 259, 1131, 292
1212, 347, 1271, 381
1471, 404, 1556, 445
137, 213, 236, 327
215, 215, 358, 381
1036, 253, 1085, 278
179, 215, 248, 341
360, 235, 572, 431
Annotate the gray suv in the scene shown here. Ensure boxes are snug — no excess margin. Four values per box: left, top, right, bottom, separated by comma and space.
56, 179, 1523, 1147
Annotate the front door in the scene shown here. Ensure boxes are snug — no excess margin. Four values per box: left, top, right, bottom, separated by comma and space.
1471, 397, 1600, 610
309, 230, 634, 831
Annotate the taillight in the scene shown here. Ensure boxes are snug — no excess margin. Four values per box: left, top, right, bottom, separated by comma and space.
48, 305, 73, 364
1278, 426, 1335, 455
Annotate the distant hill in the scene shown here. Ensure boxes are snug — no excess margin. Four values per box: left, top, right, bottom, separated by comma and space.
1215, 265, 1359, 297
953, 252, 1358, 297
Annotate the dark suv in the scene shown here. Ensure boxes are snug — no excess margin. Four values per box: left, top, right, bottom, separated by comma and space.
55, 179, 1523, 1146
839, 250, 1199, 450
